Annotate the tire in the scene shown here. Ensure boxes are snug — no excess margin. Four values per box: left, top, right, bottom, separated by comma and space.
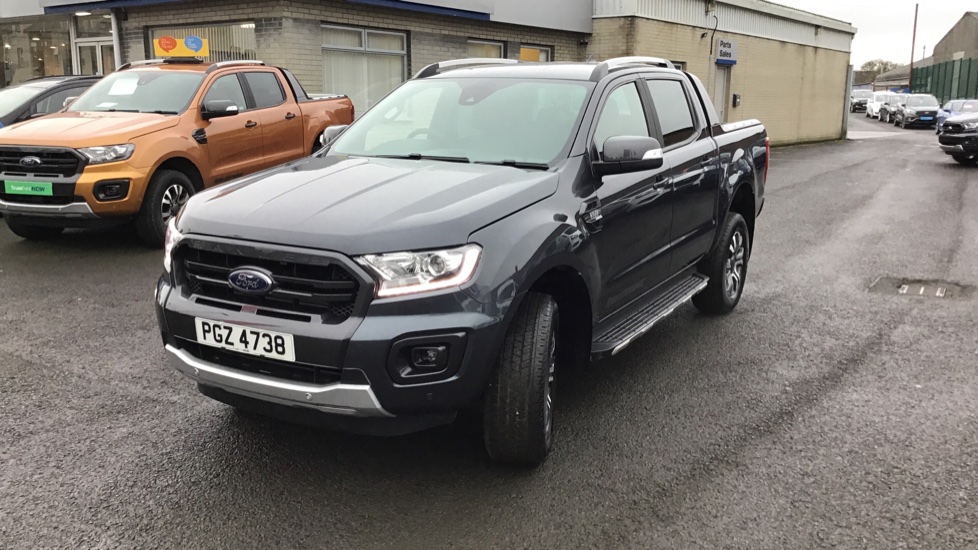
4, 217, 64, 240
693, 212, 750, 315
880, 111, 886, 123
952, 154, 976, 166
483, 292, 559, 466
136, 169, 194, 248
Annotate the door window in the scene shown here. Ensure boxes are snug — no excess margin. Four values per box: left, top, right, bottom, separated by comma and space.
646, 79, 697, 148
204, 74, 248, 111
593, 82, 649, 155
243, 72, 285, 109
35, 86, 89, 115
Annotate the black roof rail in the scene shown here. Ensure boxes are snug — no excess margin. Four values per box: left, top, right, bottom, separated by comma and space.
413, 58, 519, 79
205, 60, 266, 73
590, 56, 676, 81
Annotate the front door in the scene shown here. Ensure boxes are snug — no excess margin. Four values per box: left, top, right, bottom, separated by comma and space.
586, 80, 675, 320
241, 71, 306, 168
199, 73, 264, 185
76, 41, 115, 75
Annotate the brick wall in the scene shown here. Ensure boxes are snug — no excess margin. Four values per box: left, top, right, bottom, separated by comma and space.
119, 0, 588, 94
592, 17, 851, 145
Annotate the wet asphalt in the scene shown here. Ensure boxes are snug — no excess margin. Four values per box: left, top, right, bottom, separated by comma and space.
1, 116, 977, 549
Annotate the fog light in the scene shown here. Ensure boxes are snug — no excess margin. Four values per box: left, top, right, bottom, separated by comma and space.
411, 346, 447, 370
93, 179, 130, 201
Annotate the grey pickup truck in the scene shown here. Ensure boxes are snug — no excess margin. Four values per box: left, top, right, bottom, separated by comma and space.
155, 57, 768, 465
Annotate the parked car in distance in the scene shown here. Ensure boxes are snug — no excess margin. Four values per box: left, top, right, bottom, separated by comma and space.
0, 58, 354, 246
880, 93, 907, 124
0, 75, 100, 129
938, 112, 978, 165
156, 57, 768, 466
893, 93, 940, 129
937, 99, 978, 133
866, 91, 892, 119
850, 90, 873, 113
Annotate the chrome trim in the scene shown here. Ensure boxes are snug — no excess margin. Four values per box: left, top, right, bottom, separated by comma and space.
941, 144, 966, 153
611, 277, 709, 356
0, 198, 97, 218
165, 345, 393, 417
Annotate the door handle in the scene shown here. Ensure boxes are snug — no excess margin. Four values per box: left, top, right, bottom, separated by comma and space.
652, 178, 671, 190
285, 112, 296, 120
245, 121, 258, 128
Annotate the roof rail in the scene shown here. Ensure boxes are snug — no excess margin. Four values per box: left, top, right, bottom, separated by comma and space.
590, 56, 676, 81
118, 57, 206, 70
413, 58, 519, 79
205, 60, 266, 73
118, 59, 167, 71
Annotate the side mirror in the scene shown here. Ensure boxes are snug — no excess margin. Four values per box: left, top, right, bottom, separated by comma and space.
63, 96, 78, 108
322, 124, 349, 147
593, 136, 664, 177
201, 100, 239, 120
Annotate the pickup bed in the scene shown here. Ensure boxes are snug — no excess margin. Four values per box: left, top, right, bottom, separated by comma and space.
156, 57, 768, 465
0, 58, 353, 246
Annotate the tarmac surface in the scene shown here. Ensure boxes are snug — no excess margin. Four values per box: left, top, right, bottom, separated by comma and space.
1, 115, 977, 548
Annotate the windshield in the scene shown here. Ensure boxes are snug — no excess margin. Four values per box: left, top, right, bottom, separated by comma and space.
874, 93, 889, 102
962, 100, 978, 112
330, 78, 594, 165
0, 86, 43, 118
889, 95, 906, 105
907, 95, 938, 108
69, 70, 204, 114
853, 91, 873, 99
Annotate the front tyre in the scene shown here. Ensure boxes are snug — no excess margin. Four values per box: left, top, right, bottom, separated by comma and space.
952, 154, 977, 166
483, 293, 559, 466
136, 169, 194, 248
693, 212, 750, 315
4, 217, 64, 240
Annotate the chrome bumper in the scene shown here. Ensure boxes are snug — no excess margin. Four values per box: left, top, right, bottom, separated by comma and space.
941, 144, 966, 153
165, 345, 393, 417
0, 198, 97, 218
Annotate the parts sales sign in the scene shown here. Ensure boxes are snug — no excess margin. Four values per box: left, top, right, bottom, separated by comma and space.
717, 38, 738, 66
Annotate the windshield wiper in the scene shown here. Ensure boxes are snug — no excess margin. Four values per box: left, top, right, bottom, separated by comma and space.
376, 153, 471, 164
477, 160, 551, 171
142, 110, 179, 115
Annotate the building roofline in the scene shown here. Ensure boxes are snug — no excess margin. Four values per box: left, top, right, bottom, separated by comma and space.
724, 0, 856, 34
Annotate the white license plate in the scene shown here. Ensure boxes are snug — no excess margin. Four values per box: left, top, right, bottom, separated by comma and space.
194, 318, 296, 362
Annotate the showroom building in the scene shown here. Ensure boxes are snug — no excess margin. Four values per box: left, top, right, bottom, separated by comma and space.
0, 0, 855, 145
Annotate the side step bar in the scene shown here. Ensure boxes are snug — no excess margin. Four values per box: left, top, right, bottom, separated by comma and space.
591, 274, 709, 359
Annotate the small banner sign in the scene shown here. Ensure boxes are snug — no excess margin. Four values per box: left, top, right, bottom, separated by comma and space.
153, 35, 209, 58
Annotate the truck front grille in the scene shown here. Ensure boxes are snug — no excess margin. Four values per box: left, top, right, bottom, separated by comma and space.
0, 148, 83, 178
943, 123, 965, 134
177, 244, 361, 324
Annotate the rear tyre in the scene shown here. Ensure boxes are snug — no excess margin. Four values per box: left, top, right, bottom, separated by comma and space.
4, 217, 64, 240
483, 292, 559, 466
136, 169, 194, 248
693, 212, 750, 315
952, 154, 977, 166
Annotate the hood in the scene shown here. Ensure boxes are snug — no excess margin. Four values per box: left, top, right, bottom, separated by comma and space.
946, 112, 978, 124
179, 155, 560, 255
0, 111, 180, 146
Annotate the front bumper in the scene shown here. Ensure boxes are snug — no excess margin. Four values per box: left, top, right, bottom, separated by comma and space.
939, 133, 978, 154
852, 103, 868, 111
902, 115, 937, 127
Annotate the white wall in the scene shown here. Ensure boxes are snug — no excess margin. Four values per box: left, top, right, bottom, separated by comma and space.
416, 0, 592, 32
0, 0, 44, 18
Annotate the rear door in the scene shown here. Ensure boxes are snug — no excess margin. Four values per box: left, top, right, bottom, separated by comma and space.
585, 78, 675, 319
199, 73, 262, 184
241, 71, 306, 168
644, 76, 720, 272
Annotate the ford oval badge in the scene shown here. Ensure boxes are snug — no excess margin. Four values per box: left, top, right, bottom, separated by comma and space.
228, 267, 274, 295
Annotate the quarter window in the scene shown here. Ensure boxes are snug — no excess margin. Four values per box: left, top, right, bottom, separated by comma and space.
646, 79, 697, 147
204, 74, 247, 111
593, 83, 649, 155
243, 72, 285, 109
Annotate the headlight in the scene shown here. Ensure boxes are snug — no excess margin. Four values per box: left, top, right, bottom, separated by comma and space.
78, 144, 135, 165
163, 217, 183, 273
963, 122, 978, 130
906, 109, 916, 116
357, 244, 482, 298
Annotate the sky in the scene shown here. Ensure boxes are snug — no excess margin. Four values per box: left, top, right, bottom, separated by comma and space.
772, 0, 975, 67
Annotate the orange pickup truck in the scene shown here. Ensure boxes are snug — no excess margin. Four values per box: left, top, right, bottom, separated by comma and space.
0, 58, 353, 246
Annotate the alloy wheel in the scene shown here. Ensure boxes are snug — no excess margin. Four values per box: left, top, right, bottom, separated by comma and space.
723, 229, 746, 301
161, 183, 190, 223
543, 311, 558, 448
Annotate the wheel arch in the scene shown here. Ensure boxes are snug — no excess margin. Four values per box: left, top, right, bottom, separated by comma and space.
152, 156, 205, 192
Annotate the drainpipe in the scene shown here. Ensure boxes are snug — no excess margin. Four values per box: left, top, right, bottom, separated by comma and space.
111, 9, 122, 70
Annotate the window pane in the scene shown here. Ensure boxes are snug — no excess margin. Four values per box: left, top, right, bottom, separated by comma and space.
0, 17, 73, 88
75, 12, 113, 39
366, 32, 404, 52
35, 86, 86, 115
243, 72, 285, 108
150, 23, 257, 62
204, 74, 247, 110
323, 50, 404, 113
323, 27, 363, 49
594, 83, 648, 151
468, 41, 503, 58
646, 79, 696, 147
520, 46, 550, 62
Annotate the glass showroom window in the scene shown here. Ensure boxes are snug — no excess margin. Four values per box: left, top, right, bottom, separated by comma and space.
467, 40, 504, 58
0, 16, 73, 89
519, 45, 552, 62
149, 22, 257, 63
323, 25, 407, 113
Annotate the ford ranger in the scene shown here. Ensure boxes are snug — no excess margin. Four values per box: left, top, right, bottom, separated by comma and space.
155, 57, 768, 465
0, 58, 353, 246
